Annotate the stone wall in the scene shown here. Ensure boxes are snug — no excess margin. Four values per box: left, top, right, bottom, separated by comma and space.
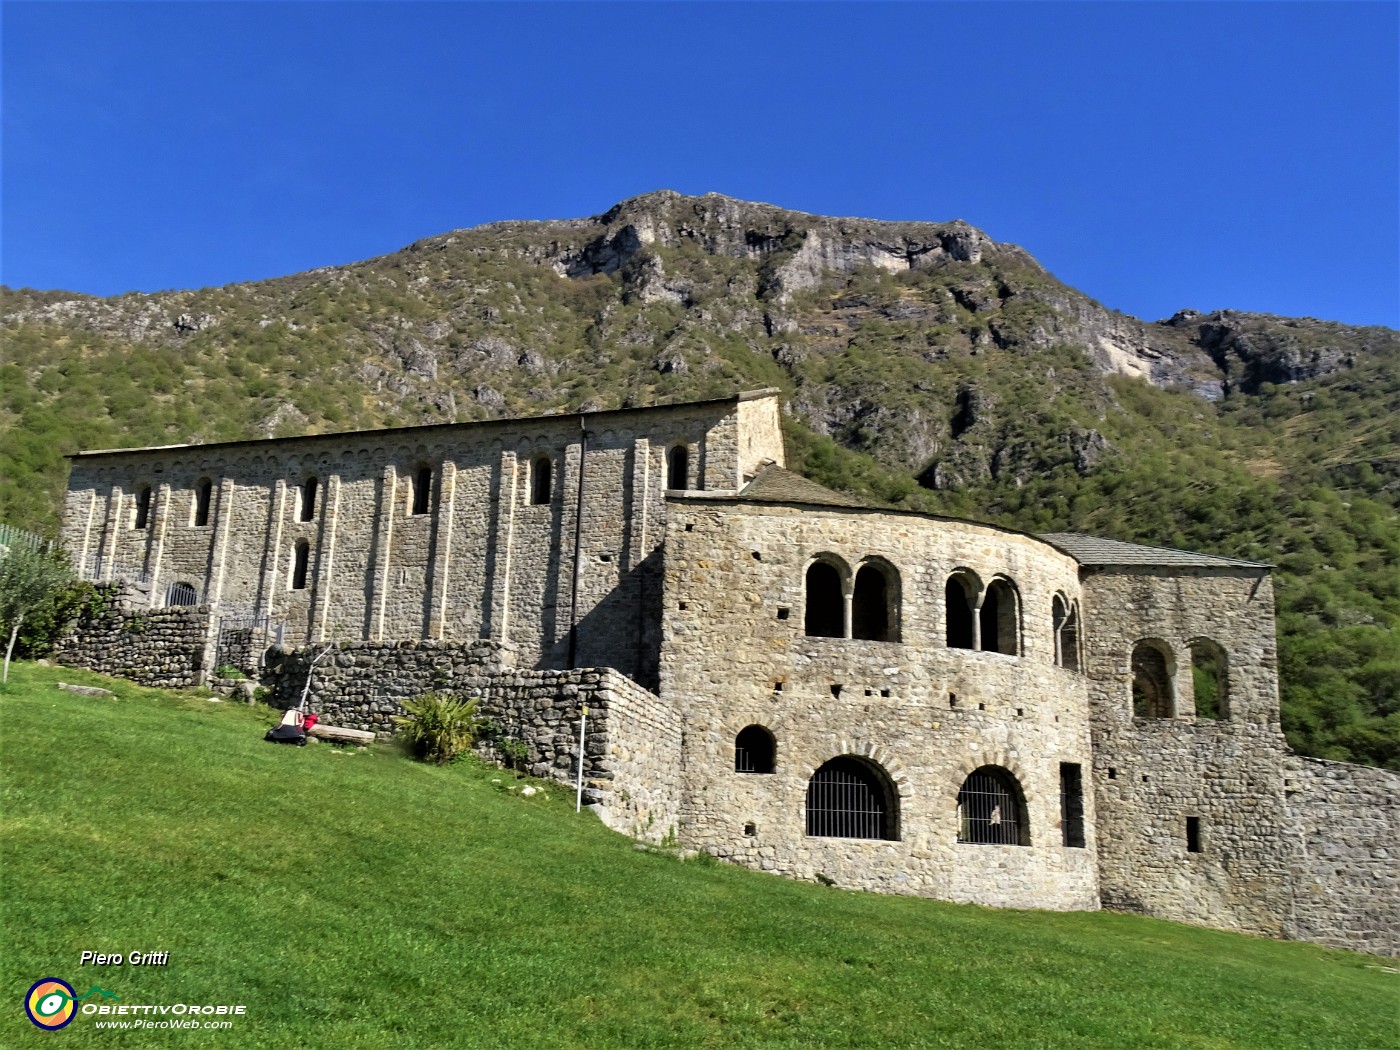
1285, 757, 1400, 956
61, 392, 785, 690
55, 585, 210, 689
661, 498, 1100, 910
261, 640, 684, 843
1080, 568, 1296, 938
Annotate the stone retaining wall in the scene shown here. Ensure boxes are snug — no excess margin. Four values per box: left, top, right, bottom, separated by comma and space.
261, 640, 683, 841
54, 585, 210, 689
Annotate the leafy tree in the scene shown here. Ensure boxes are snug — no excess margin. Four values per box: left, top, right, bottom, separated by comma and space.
0, 542, 74, 683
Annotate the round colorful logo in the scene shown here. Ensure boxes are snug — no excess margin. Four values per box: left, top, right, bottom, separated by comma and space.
25, 978, 77, 1030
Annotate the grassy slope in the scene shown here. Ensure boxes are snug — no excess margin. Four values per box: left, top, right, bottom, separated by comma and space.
1, 663, 1393, 1050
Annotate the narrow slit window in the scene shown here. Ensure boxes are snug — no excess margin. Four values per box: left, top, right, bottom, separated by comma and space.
300, 477, 318, 522
291, 540, 310, 590
667, 445, 689, 490
133, 486, 152, 530
1060, 762, 1085, 848
530, 456, 552, 505
413, 466, 432, 515
193, 479, 212, 527
1186, 816, 1202, 853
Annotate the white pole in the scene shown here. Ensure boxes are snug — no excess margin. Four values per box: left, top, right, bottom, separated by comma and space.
575, 705, 588, 812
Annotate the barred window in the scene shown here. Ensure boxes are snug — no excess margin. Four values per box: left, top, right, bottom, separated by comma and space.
957, 766, 1028, 846
805, 756, 897, 840
734, 725, 775, 774
165, 581, 198, 607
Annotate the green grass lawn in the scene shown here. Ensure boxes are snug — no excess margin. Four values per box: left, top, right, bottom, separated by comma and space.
1, 661, 1394, 1049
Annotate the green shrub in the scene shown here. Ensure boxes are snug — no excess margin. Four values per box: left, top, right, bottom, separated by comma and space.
393, 692, 481, 765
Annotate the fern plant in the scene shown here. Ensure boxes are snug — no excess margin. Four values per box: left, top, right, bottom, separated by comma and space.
392, 692, 481, 765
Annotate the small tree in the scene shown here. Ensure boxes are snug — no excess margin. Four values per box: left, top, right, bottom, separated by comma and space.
0, 543, 74, 684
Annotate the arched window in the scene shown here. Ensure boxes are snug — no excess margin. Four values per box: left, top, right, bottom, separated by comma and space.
529, 456, 552, 505
957, 766, 1028, 845
852, 562, 898, 641
1053, 593, 1080, 671
804, 560, 845, 638
1132, 641, 1175, 718
165, 581, 198, 607
945, 572, 977, 650
193, 478, 212, 527
1189, 639, 1228, 720
806, 756, 897, 840
299, 477, 318, 522
980, 578, 1020, 656
133, 486, 153, 530
412, 466, 432, 515
290, 540, 310, 591
667, 445, 689, 490
734, 725, 776, 774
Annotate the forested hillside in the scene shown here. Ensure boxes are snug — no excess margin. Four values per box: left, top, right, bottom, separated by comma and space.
2, 191, 1395, 766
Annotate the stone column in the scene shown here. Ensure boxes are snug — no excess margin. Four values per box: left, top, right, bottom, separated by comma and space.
428, 459, 457, 640
208, 475, 236, 608
371, 466, 398, 642
311, 473, 342, 643
147, 481, 173, 607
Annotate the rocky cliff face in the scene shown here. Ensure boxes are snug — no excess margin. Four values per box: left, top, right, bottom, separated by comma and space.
3, 190, 1395, 498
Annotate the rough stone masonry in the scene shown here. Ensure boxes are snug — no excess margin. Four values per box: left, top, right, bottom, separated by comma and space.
56, 390, 1398, 955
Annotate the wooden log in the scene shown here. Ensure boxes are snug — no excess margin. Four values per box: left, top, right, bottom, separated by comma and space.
308, 723, 377, 745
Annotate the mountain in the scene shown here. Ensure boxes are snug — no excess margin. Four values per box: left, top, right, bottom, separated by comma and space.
2, 190, 1396, 767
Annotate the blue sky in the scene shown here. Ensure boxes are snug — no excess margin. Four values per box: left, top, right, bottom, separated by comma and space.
4, 2, 1397, 327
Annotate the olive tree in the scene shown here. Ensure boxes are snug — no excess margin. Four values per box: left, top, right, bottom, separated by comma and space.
0, 542, 73, 684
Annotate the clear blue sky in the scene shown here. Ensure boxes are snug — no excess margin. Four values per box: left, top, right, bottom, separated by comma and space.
4, 2, 1397, 327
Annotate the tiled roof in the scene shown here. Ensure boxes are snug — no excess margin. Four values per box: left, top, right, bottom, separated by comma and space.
737, 466, 865, 508
1039, 533, 1270, 569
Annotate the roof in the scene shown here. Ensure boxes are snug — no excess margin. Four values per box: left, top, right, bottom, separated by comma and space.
1039, 533, 1271, 570
737, 466, 865, 508
68, 388, 783, 459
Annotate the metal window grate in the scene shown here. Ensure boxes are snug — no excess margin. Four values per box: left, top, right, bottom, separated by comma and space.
734, 726, 775, 774
806, 757, 892, 840
165, 582, 198, 607
958, 767, 1026, 846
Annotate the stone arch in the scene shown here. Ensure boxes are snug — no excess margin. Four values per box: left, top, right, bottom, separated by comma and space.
734, 724, 776, 774
1131, 639, 1176, 718
979, 576, 1021, 656
805, 755, 900, 841
804, 554, 850, 638
852, 557, 900, 642
1052, 592, 1081, 671
945, 568, 980, 650
956, 765, 1030, 846
1187, 637, 1229, 720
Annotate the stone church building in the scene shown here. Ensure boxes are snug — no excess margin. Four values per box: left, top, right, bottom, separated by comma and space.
57, 390, 1397, 954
